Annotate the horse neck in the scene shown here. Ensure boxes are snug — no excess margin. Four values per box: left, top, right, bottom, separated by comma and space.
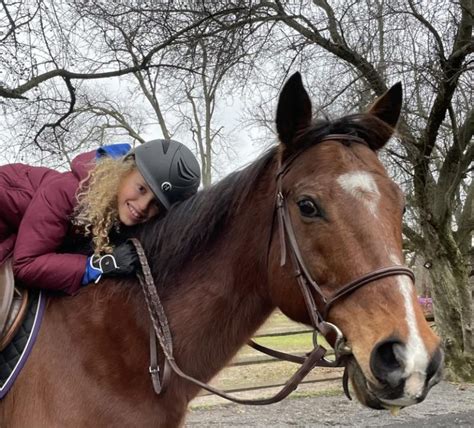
162, 166, 277, 388
48, 162, 279, 412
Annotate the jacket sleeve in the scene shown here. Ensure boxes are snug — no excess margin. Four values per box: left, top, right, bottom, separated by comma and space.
13, 173, 88, 295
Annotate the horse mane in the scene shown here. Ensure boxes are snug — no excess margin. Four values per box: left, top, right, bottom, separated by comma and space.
139, 147, 277, 287
138, 112, 392, 289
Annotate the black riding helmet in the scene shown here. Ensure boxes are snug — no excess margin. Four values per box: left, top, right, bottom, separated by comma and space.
129, 139, 201, 210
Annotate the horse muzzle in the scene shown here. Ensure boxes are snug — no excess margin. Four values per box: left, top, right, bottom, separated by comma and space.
346, 343, 444, 410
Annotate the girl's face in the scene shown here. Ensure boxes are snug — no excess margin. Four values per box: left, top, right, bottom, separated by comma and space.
117, 169, 160, 226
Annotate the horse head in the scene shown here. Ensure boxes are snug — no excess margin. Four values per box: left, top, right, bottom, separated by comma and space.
268, 72, 443, 410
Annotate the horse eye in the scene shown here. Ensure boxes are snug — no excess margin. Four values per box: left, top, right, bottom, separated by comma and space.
297, 198, 320, 218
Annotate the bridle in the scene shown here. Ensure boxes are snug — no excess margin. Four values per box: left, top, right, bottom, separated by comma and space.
130, 134, 415, 405
265, 134, 414, 350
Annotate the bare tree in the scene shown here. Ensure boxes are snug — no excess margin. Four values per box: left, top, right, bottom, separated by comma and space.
0, 1, 254, 153
63, 2, 261, 186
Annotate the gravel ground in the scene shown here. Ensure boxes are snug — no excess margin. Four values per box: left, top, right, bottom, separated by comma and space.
185, 381, 474, 427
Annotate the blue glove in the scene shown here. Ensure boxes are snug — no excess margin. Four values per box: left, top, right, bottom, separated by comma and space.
81, 242, 139, 285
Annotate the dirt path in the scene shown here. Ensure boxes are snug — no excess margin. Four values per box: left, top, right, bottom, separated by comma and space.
185, 381, 474, 427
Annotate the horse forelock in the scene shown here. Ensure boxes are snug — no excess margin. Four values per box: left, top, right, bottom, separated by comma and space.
290, 113, 394, 157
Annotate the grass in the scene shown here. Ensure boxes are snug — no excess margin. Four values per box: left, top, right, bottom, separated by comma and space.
289, 387, 344, 399
258, 310, 303, 332
236, 333, 313, 359
235, 310, 332, 361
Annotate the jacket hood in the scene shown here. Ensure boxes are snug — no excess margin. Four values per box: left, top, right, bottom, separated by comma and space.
70, 150, 96, 182
70, 144, 131, 182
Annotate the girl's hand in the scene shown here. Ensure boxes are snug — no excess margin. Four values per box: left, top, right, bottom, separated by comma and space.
91, 242, 140, 277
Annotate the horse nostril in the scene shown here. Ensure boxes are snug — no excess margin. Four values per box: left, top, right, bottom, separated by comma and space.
370, 339, 405, 387
426, 347, 444, 386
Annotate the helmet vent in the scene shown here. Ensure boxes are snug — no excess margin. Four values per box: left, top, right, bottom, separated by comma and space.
162, 140, 171, 154
178, 159, 197, 180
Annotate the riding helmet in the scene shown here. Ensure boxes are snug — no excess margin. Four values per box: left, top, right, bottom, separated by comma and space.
131, 139, 201, 210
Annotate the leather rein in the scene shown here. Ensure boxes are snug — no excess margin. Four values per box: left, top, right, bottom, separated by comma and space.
129, 134, 415, 405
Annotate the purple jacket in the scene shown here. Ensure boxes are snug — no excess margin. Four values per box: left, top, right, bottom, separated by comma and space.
0, 151, 96, 294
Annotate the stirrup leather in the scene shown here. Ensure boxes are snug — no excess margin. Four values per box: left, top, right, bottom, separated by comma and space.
0, 260, 29, 351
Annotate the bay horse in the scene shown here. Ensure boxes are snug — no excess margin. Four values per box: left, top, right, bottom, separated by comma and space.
0, 73, 442, 427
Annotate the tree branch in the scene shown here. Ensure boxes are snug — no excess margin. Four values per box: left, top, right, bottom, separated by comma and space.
33, 77, 76, 150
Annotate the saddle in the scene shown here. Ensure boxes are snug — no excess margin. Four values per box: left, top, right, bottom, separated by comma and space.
0, 260, 29, 351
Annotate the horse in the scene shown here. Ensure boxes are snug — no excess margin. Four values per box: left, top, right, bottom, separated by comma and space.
0, 73, 443, 427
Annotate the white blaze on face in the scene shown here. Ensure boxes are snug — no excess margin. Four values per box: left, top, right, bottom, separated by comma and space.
389, 254, 430, 401
338, 171, 430, 403
337, 171, 380, 216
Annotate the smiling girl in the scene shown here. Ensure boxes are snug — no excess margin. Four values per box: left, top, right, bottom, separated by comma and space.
0, 139, 200, 294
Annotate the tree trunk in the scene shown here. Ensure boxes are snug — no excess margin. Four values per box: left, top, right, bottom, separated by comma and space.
202, 167, 212, 189
425, 226, 474, 381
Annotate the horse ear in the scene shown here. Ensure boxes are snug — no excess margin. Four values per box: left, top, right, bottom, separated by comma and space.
276, 72, 312, 149
368, 82, 403, 128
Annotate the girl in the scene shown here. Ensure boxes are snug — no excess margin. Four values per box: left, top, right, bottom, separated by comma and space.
0, 139, 200, 294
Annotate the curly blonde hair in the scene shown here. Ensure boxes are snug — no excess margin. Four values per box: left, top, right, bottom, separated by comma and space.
73, 156, 136, 254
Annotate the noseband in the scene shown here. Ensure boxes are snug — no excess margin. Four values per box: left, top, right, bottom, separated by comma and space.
271, 134, 414, 357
